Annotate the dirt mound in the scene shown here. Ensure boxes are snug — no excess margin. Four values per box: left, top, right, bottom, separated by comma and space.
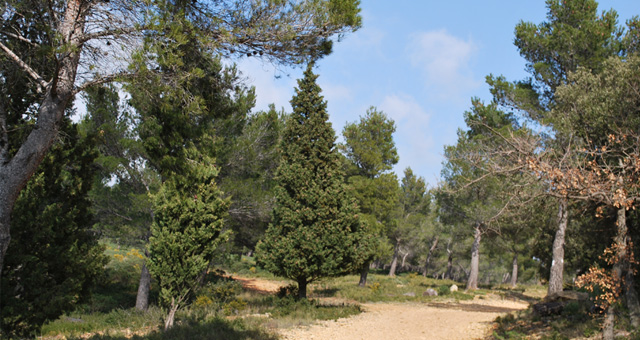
232, 276, 287, 294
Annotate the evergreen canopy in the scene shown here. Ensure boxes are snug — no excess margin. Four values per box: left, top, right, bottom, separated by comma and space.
256, 64, 368, 299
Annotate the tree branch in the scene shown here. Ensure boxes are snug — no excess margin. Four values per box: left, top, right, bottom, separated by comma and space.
0, 30, 39, 47
72, 71, 137, 95
79, 26, 143, 44
0, 41, 49, 92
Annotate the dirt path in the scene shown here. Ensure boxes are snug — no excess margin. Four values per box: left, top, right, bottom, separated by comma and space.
279, 299, 527, 340
233, 275, 528, 340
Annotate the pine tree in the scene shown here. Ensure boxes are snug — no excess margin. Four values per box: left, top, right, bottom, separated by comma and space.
147, 159, 229, 330
256, 64, 368, 299
339, 107, 399, 285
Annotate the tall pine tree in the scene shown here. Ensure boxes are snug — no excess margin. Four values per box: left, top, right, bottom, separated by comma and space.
339, 107, 399, 285
256, 64, 368, 299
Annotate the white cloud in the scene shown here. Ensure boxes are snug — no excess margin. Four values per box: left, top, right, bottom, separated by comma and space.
380, 93, 429, 125
379, 94, 439, 183
350, 26, 386, 50
319, 81, 352, 102
408, 29, 480, 98
235, 59, 299, 113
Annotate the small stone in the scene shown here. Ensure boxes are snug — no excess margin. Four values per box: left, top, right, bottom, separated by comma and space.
403, 292, 416, 297
423, 288, 438, 296
450, 284, 458, 292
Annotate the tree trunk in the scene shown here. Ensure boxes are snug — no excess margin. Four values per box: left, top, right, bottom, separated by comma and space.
0, 0, 85, 307
358, 261, 370, 287
625, 263, 640, 328
164, 298, 178, 331
602, 307, 615, 340
445, 246, 453, 280
297, 279, 308, 299
423, 236, 438, 277
388, 241, 400, 277
0, 205, 12, 306
625, 266, 640, 329
135, 230, 152, 311
602, 207, 629, 339
466, 224, 481, 290
510, 253, 518, 288
401, 251, 409, 270
135, 261, 151, 311
548, 198, 568, 296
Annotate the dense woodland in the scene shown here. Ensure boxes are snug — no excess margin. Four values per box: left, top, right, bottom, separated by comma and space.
2, 0, 640, 339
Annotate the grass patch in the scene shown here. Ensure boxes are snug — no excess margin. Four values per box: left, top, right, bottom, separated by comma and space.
41, 307, 164, 338
42, 255, 362, 339
57, 318, 279, 340
246, 296, 362, 329
491, 284, 547, 304
216, 254, 281, 280
42, 254, 507, 339
310, 272, 473, 303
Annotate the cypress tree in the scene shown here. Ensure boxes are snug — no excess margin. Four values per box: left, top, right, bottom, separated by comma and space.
256, 64, 368, 299
147, 158, 229, 330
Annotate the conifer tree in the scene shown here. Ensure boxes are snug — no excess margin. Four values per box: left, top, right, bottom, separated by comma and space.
147, 158, 229, 330
256, 64, 368, 299
1, 119, 107, 337
340, 107, 399, 285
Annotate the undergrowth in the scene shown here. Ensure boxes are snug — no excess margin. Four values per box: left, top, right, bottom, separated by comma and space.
41, 250, 361, 340
488, 299, 608, 340
315, 272, 473, 303
43, 249, 551, 340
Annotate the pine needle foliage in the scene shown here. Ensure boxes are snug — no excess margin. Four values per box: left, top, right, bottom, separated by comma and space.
256, 64, 368, 299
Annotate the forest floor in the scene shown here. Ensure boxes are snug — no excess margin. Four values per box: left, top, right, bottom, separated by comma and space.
234, 276, 530, 340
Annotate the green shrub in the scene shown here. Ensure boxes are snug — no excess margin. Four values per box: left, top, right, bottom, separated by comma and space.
369, 282, 381, 293
276, 284, 299, 298
562, 301, 581, 316
437, 285, 450, 296
193, 279, 245, 316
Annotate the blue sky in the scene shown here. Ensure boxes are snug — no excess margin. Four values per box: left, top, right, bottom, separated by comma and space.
237, 1, 638, 187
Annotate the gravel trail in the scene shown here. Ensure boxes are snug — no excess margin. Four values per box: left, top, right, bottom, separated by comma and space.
232, 275, 528, 340
279, 299, 527, 340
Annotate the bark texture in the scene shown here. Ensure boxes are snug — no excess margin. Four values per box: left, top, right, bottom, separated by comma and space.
548, 198, 568, 296
625, 266, 640, 328
510, 253, 518, 288
0, 0, 86, 307
358, 261, 370, 287
388, 241, 400, 277
423, 236, 438, 277
466, 224, 481, 290
298, 279, 308, 299
164, 298, 178, 331
603, 208, 628, 340
135, 262, 151, 311
445, 242, 453, 280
